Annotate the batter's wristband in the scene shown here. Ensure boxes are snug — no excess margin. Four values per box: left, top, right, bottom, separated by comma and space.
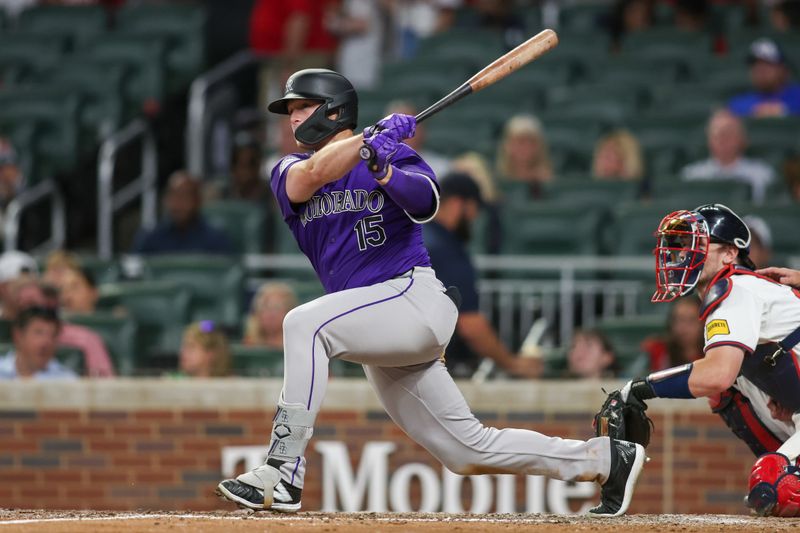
646, 363, 695, 399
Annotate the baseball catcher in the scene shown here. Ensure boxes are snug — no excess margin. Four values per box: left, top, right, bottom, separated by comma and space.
595, 204, 800, 517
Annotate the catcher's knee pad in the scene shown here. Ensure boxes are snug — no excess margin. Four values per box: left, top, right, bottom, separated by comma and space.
747, 452, 791, 516
710, 387, 782, 456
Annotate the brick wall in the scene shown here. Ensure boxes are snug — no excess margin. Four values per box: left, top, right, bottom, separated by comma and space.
0, 380, 754, 514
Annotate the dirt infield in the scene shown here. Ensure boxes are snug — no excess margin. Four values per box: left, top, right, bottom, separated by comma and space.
1, 510, 799, 533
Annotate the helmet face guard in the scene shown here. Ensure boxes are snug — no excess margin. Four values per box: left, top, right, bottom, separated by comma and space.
652, 210, 710, 303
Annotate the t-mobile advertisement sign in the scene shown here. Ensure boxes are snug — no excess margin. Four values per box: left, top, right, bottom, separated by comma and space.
221, 441, 597, 513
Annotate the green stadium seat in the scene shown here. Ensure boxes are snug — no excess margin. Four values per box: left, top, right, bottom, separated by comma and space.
143, 255, 244, 328
621, 28, 713, 58
66, 312, 138, 377
652, 179, 752, 205
559, 6, 610, 32
0, 33, 66, 85
230, 343, 283, 377
330, 358, 365, 378
742, 205, 800, 259
745, 117, 800, 156
425, 122, 494, 157
117, 3, 207, 91
17, 5, 107, 49
290, 279, 326, 304
82, 34, 167, 112
544, 178, 640, 207
203, 200, 267, 255
416, 29, 505, 68
501, 203, 608, 255
97, 280, 191, 361
39, 59, 126, 140
0, 319, 11, 343
608, 201, 691, 257
75, 255, 121, 284
0, 87, 81, 182
596, 315, 666, 376
56, 346, 86, 376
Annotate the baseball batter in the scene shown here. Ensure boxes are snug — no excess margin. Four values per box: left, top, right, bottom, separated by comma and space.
612, 204, 800, 516
216, 68, 645, 516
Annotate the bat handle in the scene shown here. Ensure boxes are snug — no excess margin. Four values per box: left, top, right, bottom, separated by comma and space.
359, 125, 385, 173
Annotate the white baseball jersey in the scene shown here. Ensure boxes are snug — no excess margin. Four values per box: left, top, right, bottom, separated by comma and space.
701, 266, 800, 452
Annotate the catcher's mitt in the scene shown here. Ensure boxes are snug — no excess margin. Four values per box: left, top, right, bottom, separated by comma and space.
593, 389, 653, 448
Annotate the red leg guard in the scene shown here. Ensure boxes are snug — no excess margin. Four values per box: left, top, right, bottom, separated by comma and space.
747, 453, 791, 516
774, 472, 800, 517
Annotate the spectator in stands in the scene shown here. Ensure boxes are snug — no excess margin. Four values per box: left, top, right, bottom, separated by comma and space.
178, 320, 231, 378
729, 38, 800, 118
0, 138, 23, 229
641, 298, 703, 372
59, 266, 99, 315
450, 151, 502, 254
244, 282, 298, 349
785, 154, 800, 202
3, 278, 115, 377
469, 0, 526, 50
42, 250, 79, 290
495, 114, 553, 199
325, 0, 383, 90
207, 132, 271, 205
743, 215, 773, 269
608, 0, 655, 53
673, 0, 710, 32
423, 172, 541, 379
0, 306, 76, 380
132, 171, 234, 255
591, 129, 644, 182
249, 0, 337, 70
681, 109, 774, 204
564, 329, 618, 380
387, 0, 461, 59
0, 251, 37, 318
771, 0, 800, 32
385, 100, 451, 179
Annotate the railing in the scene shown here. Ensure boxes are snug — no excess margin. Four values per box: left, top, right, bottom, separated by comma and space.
242, 253, 656, 349
97, 119, 158, 260
3, 178, 66, 253
186, 50, 259, 178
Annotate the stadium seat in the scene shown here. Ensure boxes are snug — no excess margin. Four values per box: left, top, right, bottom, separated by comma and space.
0, 319, 11, 343
0, 87, 81, 182
621, 28, 713, 58
596, 315, 665, 376
0, 33, 66, 85
203, 200, 267, 255
230, 343, 283, 377
651, 179, 752, 206
608, 201, 691, 257
742, 205, 800, 261
559, 5, 611, 32
66, 312, 138, 377
97, 280, 191, 362
544, 178, 640, 207
75, 255, 121, 284
82, 34, 167, 113
116, 3, 207, 91
501, 203, 608, 255
415, 29, 505, 68
330, 358, 366, 378
17, 5, 107, 49
56, 346, 86, 376
142, 255, 244, 328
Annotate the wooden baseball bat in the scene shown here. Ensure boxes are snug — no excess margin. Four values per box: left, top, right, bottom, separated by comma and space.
360, 29, 560, 170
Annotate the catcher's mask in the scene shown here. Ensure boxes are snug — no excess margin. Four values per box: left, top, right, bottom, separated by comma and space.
652, 209, 710, 303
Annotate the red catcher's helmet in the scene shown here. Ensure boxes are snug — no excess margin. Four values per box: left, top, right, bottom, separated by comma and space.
651, 209, 710, 303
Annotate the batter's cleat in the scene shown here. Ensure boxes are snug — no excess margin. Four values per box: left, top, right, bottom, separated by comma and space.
589, 439, 646, 517
216, 463, 302, 512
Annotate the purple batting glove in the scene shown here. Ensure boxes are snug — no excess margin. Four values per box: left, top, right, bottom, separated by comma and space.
374, 113, 416, 141
362, 130, 400, 179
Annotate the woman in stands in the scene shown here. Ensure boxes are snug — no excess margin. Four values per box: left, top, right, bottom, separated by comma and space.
495, 114, 553, 199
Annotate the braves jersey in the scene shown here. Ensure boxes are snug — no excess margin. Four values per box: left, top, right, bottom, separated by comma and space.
701, 266, 800, 415
270, 144, 436, 293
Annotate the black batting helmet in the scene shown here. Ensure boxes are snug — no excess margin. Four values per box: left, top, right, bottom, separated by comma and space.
694, 203, 756, 270
268, 68, 358, 146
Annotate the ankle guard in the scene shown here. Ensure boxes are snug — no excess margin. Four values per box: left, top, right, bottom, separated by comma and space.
268, 400, 316, 463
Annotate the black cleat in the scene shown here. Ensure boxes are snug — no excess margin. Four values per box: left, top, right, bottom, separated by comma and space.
589, 439, 646, 517
216, 475, 302, 512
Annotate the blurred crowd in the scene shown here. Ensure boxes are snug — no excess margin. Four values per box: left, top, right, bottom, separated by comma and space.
0, 0, 798, 383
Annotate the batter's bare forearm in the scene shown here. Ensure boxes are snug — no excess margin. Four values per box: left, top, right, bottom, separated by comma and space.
286, 132, 363, 202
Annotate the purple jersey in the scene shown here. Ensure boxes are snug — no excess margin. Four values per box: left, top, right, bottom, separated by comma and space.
270, 144, 437, 293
